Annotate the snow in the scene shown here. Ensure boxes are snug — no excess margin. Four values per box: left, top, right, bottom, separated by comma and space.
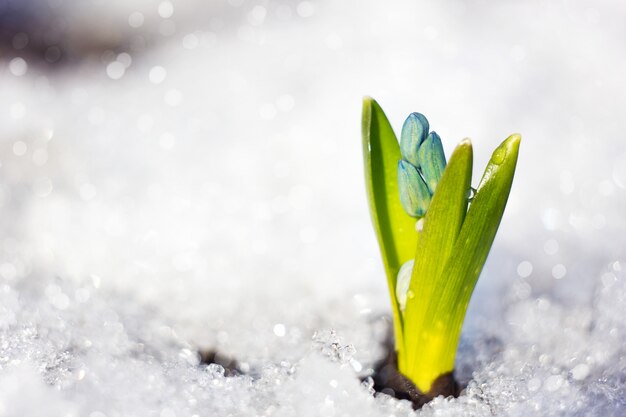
0, 0, 625, 416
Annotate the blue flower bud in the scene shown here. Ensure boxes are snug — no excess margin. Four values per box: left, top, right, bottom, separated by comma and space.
418, 131, 447, 194
400, 112, 429, 167
398, 160, 431, 217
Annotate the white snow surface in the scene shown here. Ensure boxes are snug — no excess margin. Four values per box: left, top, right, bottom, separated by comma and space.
1, 0, 625, 416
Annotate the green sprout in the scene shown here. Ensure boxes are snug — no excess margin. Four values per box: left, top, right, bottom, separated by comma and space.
362, 97, 520, 396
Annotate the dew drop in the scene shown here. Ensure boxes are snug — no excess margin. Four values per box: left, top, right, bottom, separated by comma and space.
492, 146, 506, 165
467, 187, 477, 201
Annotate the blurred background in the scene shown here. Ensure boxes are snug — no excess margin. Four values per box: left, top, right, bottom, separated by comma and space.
0, 0, 625, 415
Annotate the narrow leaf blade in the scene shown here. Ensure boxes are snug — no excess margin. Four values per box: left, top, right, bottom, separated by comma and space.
402, 139, 473, 388
414, 134, 521, 388
362, 97, 418, 354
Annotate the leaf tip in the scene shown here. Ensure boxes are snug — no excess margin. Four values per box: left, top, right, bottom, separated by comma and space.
456, 139, 473, 158
363, 96, 382, 112
459, 138, 472, 147
505, 133, 522, 148
492, 134, 521, 164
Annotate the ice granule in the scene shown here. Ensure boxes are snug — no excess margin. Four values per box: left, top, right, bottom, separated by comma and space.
312, 329, 357, 365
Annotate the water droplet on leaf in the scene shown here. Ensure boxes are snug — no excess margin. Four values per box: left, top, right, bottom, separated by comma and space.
467, 187, 477, 201
492, 146, 507, 164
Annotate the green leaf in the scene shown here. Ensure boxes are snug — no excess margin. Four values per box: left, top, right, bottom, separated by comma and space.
404, 134, 521, 392
402, 139, 473, 389
362, 97, 418, 356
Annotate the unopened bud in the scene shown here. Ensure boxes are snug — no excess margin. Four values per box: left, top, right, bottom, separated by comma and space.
398, 160, 431, 217
418, 131, 447, 194
400, 112, 429, 167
